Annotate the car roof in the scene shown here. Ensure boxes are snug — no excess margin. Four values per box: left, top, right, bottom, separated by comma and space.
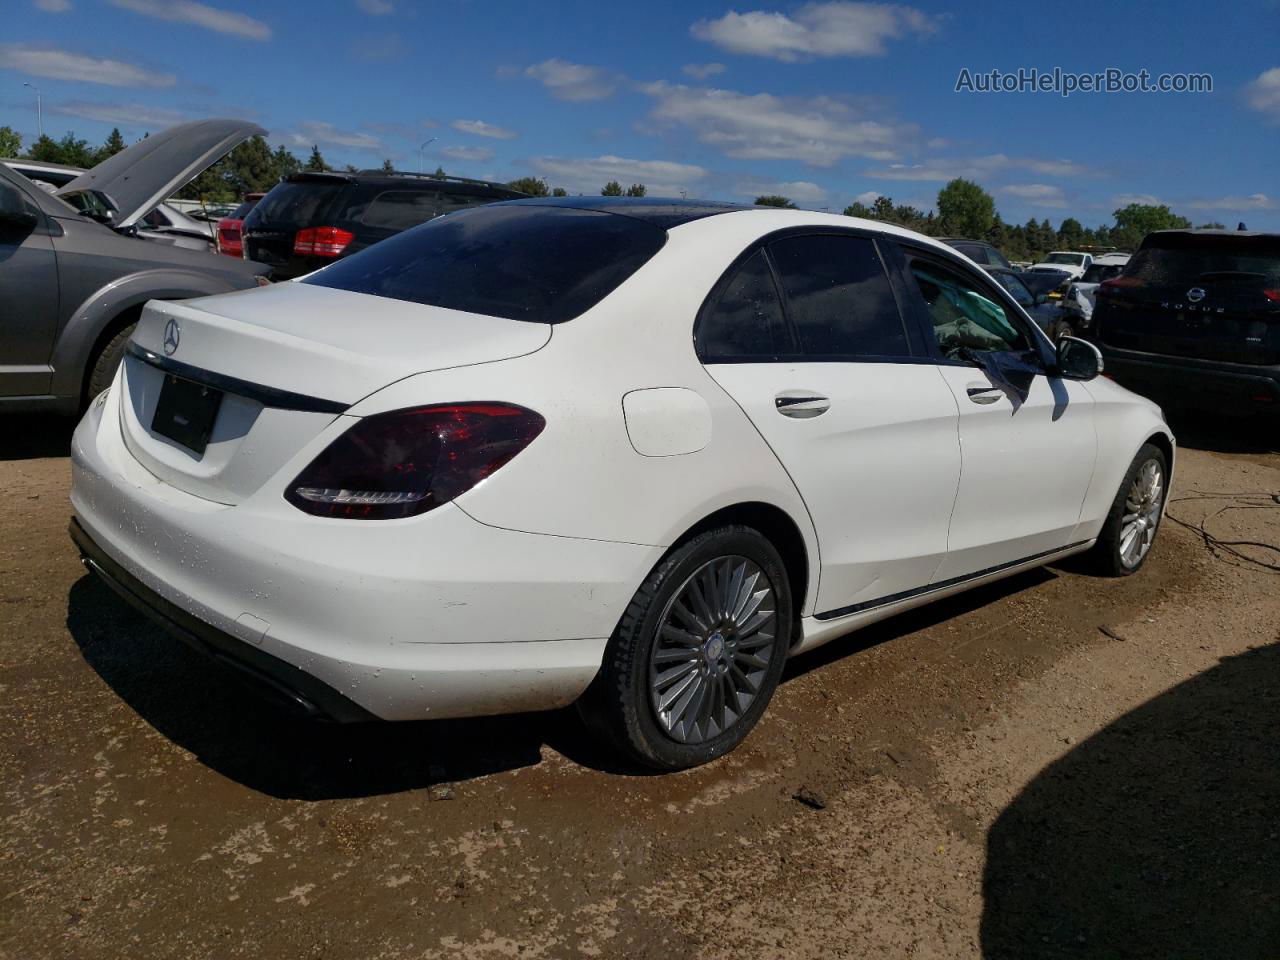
283, 170, 523, 195
1147, 228, 1279, 240
939, 237, 994, 246
505, 195, 749, 229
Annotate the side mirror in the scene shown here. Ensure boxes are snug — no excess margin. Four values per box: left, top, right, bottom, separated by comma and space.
0, 186, 38, 234
1056, 336, 1103, 381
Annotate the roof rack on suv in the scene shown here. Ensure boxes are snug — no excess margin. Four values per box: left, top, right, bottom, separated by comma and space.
354, 170, 519, 191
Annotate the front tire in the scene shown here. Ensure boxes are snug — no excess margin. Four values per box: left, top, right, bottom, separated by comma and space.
86, 322, 137, 404
579, 525, 792, 770
1089, 442, 1168, 577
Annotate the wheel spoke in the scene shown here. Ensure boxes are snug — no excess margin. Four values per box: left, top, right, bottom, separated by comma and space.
660, 624, 702, 648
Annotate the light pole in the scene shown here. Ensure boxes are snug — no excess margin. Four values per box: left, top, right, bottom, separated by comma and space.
418, 137, 437, 174
23, 83, 42, 138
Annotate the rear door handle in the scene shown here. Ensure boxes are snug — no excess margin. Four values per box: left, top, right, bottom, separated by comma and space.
965, 383, 1004, 405
775, 391, 830, 418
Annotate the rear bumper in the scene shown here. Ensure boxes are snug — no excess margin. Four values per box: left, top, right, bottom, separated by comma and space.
69, 384, 660, 721
1099, 346, 1280, 412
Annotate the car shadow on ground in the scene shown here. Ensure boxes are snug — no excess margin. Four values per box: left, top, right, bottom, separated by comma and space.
981, 638, 1280, 959
1161, 407, 1279, 456
66, 575, 626, 800
1, 414, 76, 461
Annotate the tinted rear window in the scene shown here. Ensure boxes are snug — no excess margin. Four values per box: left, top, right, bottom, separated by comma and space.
251, 181, 340, 225
230, 200, 257, 219
1081, 263, 1124, 283
302, 204, 667, 323
362, 190, 439, 230
1126, 235, 1280, 285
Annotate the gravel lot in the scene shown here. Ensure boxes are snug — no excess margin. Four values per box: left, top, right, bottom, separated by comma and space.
2, 412, 1278, 959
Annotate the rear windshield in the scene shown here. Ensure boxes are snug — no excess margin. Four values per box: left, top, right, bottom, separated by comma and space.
1125, 234, 1280, 285
1081, 263, 1125, 283
302, 204, 667, 324
251, 181, 340, 225
230, 200, 257, 219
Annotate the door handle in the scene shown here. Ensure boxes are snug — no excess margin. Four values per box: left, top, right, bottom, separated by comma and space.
775, 391, 830, 418
965, 383, 1004, 405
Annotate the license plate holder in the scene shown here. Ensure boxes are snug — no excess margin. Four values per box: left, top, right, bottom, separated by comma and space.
151, 374, 223, 456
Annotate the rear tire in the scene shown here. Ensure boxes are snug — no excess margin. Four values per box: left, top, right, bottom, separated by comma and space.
1088, 442, 1168, 577
86, 322, 136, 404
578, 525, 792, 770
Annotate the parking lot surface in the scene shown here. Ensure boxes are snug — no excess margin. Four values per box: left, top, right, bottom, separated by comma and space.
2, 414, 1278, 959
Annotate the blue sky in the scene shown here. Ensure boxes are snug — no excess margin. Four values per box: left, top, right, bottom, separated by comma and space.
2, 0, 1278, 228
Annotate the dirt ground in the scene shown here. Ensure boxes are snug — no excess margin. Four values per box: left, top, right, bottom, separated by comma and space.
1, 411, 1278, 959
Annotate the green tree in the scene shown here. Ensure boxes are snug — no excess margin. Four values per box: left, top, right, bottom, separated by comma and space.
624, 183, 646, 197
433, 165, 446, 178
937, 178, 995, 239
755, 194, 796, 208
507, 176, 549, 197
1111, 203, 1190, 251
272, 145, 300, 180
0, 125, 20, 158
381, 158, 395, 172
226, 136, 276, 194
1195, 221, 1226, 230
305, 145, 328, 172
551, 186, 567, 197
96, 127, 126, 163
843, 201, 873, 218
601, 180, 623, 196
1057, 216, 1084, 249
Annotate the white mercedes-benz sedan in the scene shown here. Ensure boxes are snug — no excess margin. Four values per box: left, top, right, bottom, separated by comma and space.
70, 198, 1173, 770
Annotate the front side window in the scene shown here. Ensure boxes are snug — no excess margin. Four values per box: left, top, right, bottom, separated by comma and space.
768, 234, 909, 359
698, 249, 788, 360
907, 260, 1030, 360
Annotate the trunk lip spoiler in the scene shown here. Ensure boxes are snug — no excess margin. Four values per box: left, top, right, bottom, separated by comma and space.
124, 341, 350, 414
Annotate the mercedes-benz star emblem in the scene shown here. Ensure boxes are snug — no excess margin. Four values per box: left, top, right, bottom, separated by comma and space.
1186, 287, 1206, 303
163, 318, 180, 356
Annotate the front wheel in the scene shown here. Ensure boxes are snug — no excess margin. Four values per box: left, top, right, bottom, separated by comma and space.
1089, 443, 1168, 577
579, 525, 792, 770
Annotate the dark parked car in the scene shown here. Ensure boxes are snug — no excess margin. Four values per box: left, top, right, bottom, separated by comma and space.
241, 171, 527, 280
215, 193, 264, 258
988, 266, 1068, 337
939, 237, 1014, 271
1093, 229, 1280, 414
0, 119, 270, 414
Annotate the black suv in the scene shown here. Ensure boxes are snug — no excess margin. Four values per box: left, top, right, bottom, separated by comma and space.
1093, 229, 1280, 414
939, 237, 1013, 271
241, 171, 526, 280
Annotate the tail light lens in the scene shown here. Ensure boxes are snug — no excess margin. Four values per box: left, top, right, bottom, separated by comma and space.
1263, 289, 1280, 302
294, 226, 354, 258
285, 403, 545, 520
216, 217, 243, 258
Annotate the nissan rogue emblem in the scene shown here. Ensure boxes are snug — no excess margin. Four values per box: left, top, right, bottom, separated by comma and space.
1186, 287, 1206, 303
163, 318, 181, 356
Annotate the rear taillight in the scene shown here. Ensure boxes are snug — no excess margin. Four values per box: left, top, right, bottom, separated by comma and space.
1263, 289, 1280, 302
294, 226, 353, 258
1099, 276, 1143, 291
216, 217, 243, 258
285, 403, 545, 520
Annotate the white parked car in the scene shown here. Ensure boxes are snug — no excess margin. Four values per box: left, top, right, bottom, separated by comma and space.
1028, 250, 1094, 283
70, 199, 1174, 769
1061, 253, 1132, 333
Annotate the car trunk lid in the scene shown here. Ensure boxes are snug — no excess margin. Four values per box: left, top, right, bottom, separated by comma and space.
1095, 233, 1280, 365
117, 282, 552, 504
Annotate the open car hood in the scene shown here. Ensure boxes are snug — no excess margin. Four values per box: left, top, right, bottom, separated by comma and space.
57, 118, 265, 229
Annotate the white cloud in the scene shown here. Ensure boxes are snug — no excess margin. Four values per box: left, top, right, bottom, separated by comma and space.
355, 0, 393, 13
682, 62, 726, 80
1187, 193, 1274, 211
451, 119, 518, 140
735, 177, 828, 205
0, 44, 176, 87
34, 0, 72, 12
865, 153, 1094, 181
1245, 67, 1280, 120
998, 183, 1067, 208
642, 81, 912, 167
691, 1, 939, 62
1113, 193, 1162, 207
109, 0, 270, 39
529, 155, 707, 196
288, 122, 381, 151
524, 59, 617, 101
49, 99, 188, 128
854, 189, 881, 203
439, 145, 494, 163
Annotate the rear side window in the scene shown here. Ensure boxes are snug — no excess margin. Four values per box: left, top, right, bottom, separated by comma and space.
439, 191, 498, 215
954, 242, 989, 264
252, 182, 339, 225
769, 234, 909, 359
362, 190, 439, 230
302, 204, 667, 324
698, 250, 788, 361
